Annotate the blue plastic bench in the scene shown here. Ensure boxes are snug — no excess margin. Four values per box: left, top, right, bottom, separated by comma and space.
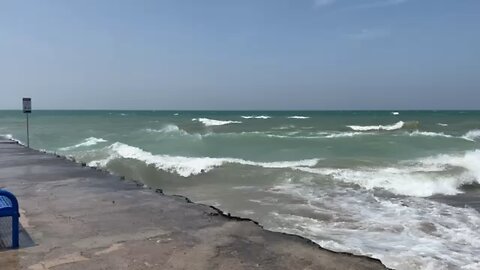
0, 189, 19, 249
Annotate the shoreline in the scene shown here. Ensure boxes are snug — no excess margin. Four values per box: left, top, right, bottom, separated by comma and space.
0, 138, 390, 269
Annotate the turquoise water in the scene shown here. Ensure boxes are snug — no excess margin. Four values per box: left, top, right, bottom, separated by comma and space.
1, 110, 480, 269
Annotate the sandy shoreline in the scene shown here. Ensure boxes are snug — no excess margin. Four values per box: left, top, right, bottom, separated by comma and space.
0, 138, 389, 269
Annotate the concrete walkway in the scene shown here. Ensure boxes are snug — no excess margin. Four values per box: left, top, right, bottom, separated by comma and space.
0, 142, 389, 270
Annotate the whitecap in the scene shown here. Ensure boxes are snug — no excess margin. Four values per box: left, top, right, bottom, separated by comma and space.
287, 116, 310, 119
437, 123, 448, 127
59, 137, 107, 151
0, 134, 13, 140
407, 131, 453, 138
145, 124, 186, 134
392, 112, 400, 115
88, 142, 319, 177
294, 150, 480, 197
462, 129, 480, 142
348, 121, 404, 131
192, 118, 242, 126
241, 115, 271, 119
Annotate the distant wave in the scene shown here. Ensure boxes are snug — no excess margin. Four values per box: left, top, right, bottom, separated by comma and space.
59, 137, 107, 151
407, 131, 454, 138
348, 121, 405, 131
88, 142, 319, 177
295, 150, 480, 197
0, 134, 13, 140
145, 124, 187, 134
392, 112, 400, 115
323, 132, 374, 138
0, 133, 22, 144
241, 115, 271, 119
437, 123, 448, 127
287, 116, 310, 119
462, 130, 480, 142
192, 118, 242, 126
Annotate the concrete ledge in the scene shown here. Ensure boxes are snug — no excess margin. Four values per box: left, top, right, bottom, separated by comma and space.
0, 141, 390, 270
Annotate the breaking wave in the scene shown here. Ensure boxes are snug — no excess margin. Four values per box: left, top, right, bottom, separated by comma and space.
463, 130, 480, 142
241, 115, 271, 119
407, 131, 454, 138
193, 118, 242, 126
144, 124, 190, 135
296, 150, 480, 197
88, 142, 320, 177
287, 116, 310, 119
348, 121, 405, 131
59, 137, 107, 151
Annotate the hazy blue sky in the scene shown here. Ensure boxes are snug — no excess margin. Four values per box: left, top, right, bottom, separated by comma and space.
0, 0, 479, 110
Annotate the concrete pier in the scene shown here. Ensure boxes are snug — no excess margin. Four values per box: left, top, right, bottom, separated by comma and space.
0, 141, 389, 270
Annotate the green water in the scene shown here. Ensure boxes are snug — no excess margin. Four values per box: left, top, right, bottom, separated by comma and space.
1, 110, 479, 269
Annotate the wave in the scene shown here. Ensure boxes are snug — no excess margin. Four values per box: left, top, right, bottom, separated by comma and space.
348, 121, 405, 131
323, 132, 374, 138
88, 142, 320, 177
0, 134, 23, 145
462, 130, 480, 142
437, 123, 448, 127
145, 124, 188, 135
287, 116, 310, 119
268, 178, 480, 270
241, 115, 271, 119
407, 131, 454, 138
192, 118, 242, 126
0, 134, 13, 140
392, 112, 400, 115
295, 150, 480, 197
59, 137, 107, 151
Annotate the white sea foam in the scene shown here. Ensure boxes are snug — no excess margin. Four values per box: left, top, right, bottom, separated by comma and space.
145, 124, 186, 134
462, 129, 480, 141
241, 115, 271, 119
323, 132, 373, 138
437, 123, 448, 127
88, 142, 319, 177
407, 131, 454, 138
192, 118, 242, 126
287, 116, 310, 119
59, 137, 107, 151
0, 134, 13, 140
173, 113, 179, 116
348, 121, 404, 131
295, 150, 480, 197
266, 179, 480, 270
392, 111, 400, 115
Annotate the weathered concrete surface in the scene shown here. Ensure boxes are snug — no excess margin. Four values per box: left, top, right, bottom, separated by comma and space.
0, 142, 389, 270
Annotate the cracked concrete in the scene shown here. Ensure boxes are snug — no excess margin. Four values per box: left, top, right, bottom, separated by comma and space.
0, 142, 389, 269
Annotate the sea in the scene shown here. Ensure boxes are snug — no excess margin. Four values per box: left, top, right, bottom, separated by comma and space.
1, 110, 479, 270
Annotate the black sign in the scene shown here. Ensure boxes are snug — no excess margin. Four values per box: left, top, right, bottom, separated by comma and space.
23, 98, 31, 113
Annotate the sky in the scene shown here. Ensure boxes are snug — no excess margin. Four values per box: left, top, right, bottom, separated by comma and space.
0, 0, 479, 110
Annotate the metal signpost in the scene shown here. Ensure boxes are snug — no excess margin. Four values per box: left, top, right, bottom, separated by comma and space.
22, 98, 31, 147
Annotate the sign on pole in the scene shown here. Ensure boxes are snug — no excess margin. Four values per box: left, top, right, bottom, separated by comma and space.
23, 98, 32, 113
22, 98, 31, 147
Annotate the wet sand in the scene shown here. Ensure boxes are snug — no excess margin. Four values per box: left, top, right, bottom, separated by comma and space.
0, 140, 389, 269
